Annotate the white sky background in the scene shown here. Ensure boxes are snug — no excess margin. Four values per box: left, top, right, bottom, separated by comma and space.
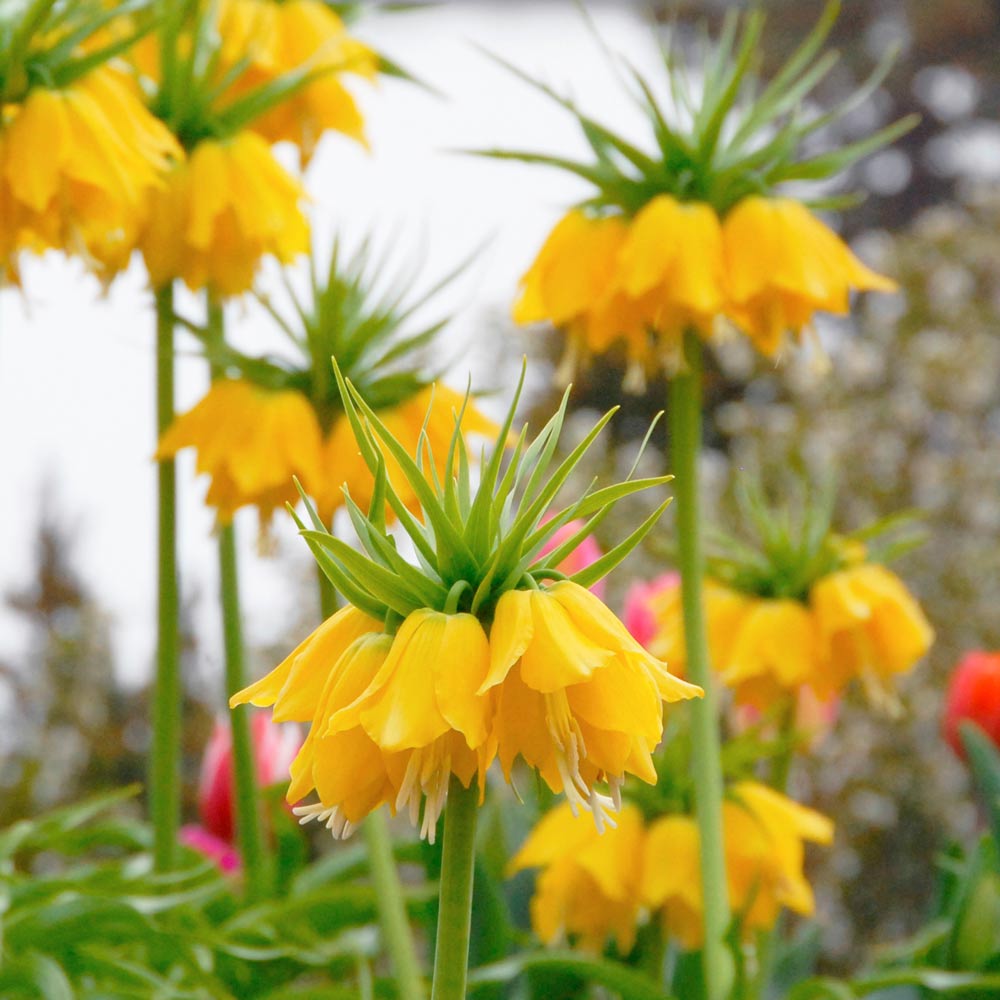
0, 1, 664, 693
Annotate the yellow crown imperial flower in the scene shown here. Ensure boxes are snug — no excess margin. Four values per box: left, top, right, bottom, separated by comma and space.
230, 360, 701, 838
485, 581, 698, 820
486, 3, 913, 379
218, 0, 379, 163
139, 130, 308, 296
157, 239, 498, 526
648, 477, 933, 710
643, 782, 833, 949
810, 563, 934, 709
513, 782, 832, 953
507, 801, 647, 953
0, 60, 180, 279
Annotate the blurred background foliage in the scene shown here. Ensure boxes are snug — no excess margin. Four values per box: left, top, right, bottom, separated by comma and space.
3, 0, 1000, 983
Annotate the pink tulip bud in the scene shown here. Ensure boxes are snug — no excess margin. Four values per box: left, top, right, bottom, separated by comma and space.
197, 712, 301, 844
179, 825, 241, 873
536, 518, 606, 600
943, 651, 1000, 758
623, 573, 680, 649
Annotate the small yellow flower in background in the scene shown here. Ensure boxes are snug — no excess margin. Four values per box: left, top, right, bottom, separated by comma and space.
810, 564, 935, 707
491, 5, 912, 379
643, 480, 933, 712
722, 197, 898, 356
139, 131, 309, 296
156, 239, 498, 527
0, 67, 179, 279
219, 0, 378, 162
484, 581, 701, 821
515, 781, 832, 953
157, 379, 323, 524
231, 363, 696, 838
515, 197, 727, 381
508, 801, 647, 953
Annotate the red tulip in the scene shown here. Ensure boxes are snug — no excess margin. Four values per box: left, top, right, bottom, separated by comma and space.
943, 651, 1000, 758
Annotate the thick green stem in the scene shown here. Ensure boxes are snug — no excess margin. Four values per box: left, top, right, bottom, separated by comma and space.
364, 811, 426, 1000
430, 779, 478, 1000
218, 524, 270, 900
207, 298, 270, 900
669, 333, 733, 1000
151, 283, 181, 871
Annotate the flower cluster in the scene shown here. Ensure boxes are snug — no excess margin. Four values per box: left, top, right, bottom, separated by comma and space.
645, 484, 934, 711
516, 196, 895, 373
231, 364, 701, 839
510, 782, 833, 954
157, 240, 497, 526
0, 5, 180, 280
486, 6, 913, 380
219, 0, 379, 162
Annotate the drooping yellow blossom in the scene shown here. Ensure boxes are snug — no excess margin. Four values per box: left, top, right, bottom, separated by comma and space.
514, 198, 726, 377
718, 599, 819, 710
0, 67, 180, 277
809, 564, 934, 707
218, 0, 378, 162
647, 579, 752, 678
722, 196, 898, 355
157, 380, 498, 526
508, 801, 647, 953
234, 608, 495, 841
643, 782, 833, 949
139, 130, 308, 295
156, 379, 324, 524
647, 563, 931, 709
483, 581, 702, 824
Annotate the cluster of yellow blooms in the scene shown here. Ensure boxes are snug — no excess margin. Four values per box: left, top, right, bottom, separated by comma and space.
0, 0, 376, 292
650, 563, 934, 711
233, 582, 702, 840
0, 66, 179, 279
510, 783, 832, 954
157, 380, 497, 524
516, 195, 895, 372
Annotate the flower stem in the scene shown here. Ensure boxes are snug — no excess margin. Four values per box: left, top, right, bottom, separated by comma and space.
315, 573, 423, 998
669, 332, 733, 1000
430, 778, 478, 1000
151, 282, 181, 871
364, 811, 426, 1000
207, 298, 270, 901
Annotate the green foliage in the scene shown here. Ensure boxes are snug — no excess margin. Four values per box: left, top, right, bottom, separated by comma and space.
210, 236, 471, 430
0, 788, 437, 998
292, 359, 672, 625
472, 2, 916, 216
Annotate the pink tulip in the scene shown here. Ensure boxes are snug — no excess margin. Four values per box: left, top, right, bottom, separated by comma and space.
623, 573, 680, 649
182, 712, 301, 871
536, 518, 606, 600
179, 825, 241, 873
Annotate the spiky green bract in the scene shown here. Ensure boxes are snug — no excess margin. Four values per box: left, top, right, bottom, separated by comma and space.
702, 473, 925, 602
149, 0, 323, 150
474, 1, 917, 215
289, 358, 672, 626
0, 0, 153, 100
207, 236, 469, 432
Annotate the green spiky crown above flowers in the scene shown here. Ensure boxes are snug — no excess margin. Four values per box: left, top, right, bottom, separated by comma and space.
478, 1, 916, 215
0, 0, 150, 100
207, 238, 466, 432
291, 359, 672, 627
